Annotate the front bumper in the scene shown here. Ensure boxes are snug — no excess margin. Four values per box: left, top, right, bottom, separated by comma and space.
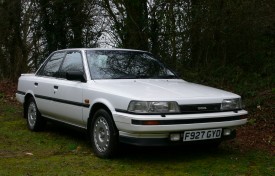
119, 129, 236, 146
113, 110, 247, 146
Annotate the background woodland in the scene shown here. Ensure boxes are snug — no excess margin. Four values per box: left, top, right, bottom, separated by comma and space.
0, 0, 274, 100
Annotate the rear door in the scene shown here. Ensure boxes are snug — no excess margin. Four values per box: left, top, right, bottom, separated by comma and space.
34, 52, 65, 117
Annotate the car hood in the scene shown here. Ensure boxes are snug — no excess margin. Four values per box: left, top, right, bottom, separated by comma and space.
91, 79, 239, 103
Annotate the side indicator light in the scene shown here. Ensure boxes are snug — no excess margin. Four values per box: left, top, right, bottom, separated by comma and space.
84, 99, 90, 104
132, 120, 161, 125
143, 121, 160, 125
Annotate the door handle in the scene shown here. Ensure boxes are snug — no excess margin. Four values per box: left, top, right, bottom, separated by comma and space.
34, 82, 38, 86
54, 85, 58, 89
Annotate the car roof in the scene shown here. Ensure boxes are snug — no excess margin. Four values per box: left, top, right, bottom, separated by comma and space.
55, 48, 147, 53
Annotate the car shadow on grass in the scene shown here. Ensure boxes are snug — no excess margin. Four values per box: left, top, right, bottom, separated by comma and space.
42, 121, 236, 161
44, 121, 88, 140
117, 143, 234, 161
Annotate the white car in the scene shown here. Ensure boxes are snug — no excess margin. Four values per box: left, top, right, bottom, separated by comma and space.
16, 48, 248, 158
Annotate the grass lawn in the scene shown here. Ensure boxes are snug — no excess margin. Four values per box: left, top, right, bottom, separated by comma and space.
0, 100, 274, 176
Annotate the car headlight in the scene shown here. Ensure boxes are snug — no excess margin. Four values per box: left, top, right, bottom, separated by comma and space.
128, 101, 180, 114
221, 98, 242, 111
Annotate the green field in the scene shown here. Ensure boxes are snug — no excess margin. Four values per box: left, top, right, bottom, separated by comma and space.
0, 100, 274, 176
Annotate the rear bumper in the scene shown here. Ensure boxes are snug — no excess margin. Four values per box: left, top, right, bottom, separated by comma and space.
16, 92, 25, 104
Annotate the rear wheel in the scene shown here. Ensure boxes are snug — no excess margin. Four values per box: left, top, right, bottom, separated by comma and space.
26, 97, 46, 131
90, 109, 118, 158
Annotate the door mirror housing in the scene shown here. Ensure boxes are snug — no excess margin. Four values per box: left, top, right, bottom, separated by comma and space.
66, 71, 86, 82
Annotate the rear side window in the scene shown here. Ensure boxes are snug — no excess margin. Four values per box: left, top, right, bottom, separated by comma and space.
38, 52, 65, 77
59, 51, 84, 79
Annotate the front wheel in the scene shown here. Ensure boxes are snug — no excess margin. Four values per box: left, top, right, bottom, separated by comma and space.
26, 97, 46, 131
90, 109, 118, 158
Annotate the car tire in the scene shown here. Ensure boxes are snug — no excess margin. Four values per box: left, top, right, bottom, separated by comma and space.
26, 97, 46, 131
90, 109, 118, 158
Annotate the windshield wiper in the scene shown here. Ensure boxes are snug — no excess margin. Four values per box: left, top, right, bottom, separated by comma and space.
112, 74, 177, 79
112, 75, 137, 79
151, 75, 178, 79
136, 75, 151, 79
112, 74, 151, 79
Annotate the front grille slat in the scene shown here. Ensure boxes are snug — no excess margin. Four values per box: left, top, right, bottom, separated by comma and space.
132, 116, 241, 125
180, 103, 221, 113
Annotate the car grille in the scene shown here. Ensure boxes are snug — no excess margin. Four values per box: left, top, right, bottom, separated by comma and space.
180, 103, 221, 114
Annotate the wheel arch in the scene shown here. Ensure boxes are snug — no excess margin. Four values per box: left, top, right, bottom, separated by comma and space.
23, 93, 35, 118
87, 102, 117, 132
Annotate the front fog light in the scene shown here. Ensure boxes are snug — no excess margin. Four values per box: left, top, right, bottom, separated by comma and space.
170, 133, 180, 141
223, 129, 231, 136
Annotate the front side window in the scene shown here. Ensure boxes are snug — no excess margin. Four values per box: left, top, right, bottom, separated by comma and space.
38, 52, 65, 77
59, 51, 84, 78
86, 50, 176, 79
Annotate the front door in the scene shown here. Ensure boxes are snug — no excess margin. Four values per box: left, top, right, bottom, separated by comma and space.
50, 51, 86, 127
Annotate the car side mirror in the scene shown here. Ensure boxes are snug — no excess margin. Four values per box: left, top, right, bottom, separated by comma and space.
66, 71, 86, 82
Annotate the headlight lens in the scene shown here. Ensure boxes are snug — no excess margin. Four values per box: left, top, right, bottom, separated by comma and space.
221, 98, 242, 111
128, 101, 180, 113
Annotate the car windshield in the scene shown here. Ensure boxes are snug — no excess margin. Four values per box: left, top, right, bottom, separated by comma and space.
86, 50, 177, 79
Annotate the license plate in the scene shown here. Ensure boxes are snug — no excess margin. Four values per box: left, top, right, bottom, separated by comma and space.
183, 128, 222, 142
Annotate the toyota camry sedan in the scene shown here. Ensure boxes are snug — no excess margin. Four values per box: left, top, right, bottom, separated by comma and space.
16, 48, 248, 158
